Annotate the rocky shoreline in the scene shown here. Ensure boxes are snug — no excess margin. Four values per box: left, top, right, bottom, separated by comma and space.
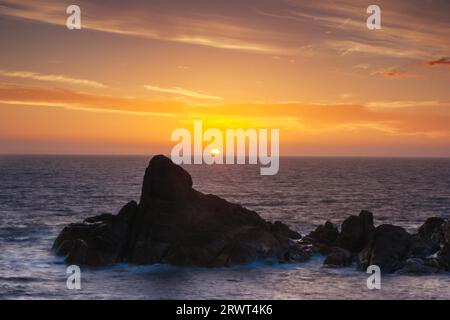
53, 155, 450, 275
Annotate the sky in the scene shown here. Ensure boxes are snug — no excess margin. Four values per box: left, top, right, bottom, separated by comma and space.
0, 0, 449, 156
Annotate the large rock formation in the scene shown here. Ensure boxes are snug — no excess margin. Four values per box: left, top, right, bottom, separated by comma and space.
53, 155, 309, 267
53, 155, 450, 274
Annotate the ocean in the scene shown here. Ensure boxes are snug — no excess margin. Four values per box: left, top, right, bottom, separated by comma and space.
0, 155, 449, 299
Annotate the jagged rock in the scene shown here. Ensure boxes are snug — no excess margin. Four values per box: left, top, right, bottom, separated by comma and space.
323, 247, 352, 268
335, 210, 374, 253
53, 201, 138, 266
307, 221, 339, 247
357, 224, 411, 273
441, 221, 450, 244
418, 217, 445, 242
424, 255, 441, 270
269, 221, 302, 240
438, 244, 450, 271
397, 258, 438, 275
52, 154, 449, 275
53, 155, 308, 267
407, 235, 440, 259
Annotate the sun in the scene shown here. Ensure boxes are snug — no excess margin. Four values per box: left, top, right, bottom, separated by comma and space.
210, 148, 221, 157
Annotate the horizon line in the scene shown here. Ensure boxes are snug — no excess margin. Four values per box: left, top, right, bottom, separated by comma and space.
1, 153, 450, 159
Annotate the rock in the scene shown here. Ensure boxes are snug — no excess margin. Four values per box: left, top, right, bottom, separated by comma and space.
53, 201, 138, 266
357, 224, 411, 273
65, 239, 89, 264
52, 154, 450, 274
397, 258, 438, 275
335, 210, 374, 253
441, 221, 450, 244
284, 242, 315, 262
407, 235, 440, 259
269, 221, 302, 240
424, 256, 441, 270
418, 217, 445, 242
438, 243, 450, 271
323, 247, 352, 268
140, 155, 193, 203
307, 221, 339, 247
53, 155, 308, 267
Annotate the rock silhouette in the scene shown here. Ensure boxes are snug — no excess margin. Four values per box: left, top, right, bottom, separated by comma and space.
53, 155, 308, 267
53, 155, 450, 274
306, 212, 449, 273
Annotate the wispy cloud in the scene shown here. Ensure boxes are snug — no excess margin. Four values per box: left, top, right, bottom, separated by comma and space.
0, 0, 289, 54
1, 0, 448, 59
372, 69, 419, 78
2, 84, 450, 138
364, 100, 447, 109
278, 1, 450, 60
0, 69, 106, 88
427, 57, 450, 67
144, 85, 222, 100
328, 41, 432, 60
0, 84, 184, 117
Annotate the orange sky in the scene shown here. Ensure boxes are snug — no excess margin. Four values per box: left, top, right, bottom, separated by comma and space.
0, 0, 449, 156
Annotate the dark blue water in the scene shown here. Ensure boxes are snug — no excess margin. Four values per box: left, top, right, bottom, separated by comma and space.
0, 156, 449, 299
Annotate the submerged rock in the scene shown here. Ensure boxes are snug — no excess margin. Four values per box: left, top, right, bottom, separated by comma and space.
53, 155, 308, 267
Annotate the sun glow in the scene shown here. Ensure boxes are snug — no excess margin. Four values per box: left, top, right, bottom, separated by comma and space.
210, 148, 221, 157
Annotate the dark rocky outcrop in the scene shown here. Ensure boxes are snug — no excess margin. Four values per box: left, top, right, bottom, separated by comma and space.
418, 217, 445, 242
397, 258, 439, 275
438, 244, 450, 271
53, 155, 308, 267
307, 221, 339, 247
442, 222, 450, 244
53, 155, 450, 275
406, 235, 440, 260
357, 224, 411, 273
53, 201, 138, 266
335, 210, 375, 253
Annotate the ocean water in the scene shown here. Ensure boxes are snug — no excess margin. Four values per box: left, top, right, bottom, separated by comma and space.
0, 155, 449, 300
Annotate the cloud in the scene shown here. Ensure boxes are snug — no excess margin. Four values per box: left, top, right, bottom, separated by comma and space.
353, 63, 371, 70
364, 100, 446, 109
328, 40, 432, 60
0, 84, 185, 117
144, 85, 222, 100
269, 1, 450, 60
2, 84, 450, 138
1, 0, 448, 59
0, 69, 106, 88
0, 0, 290, 54
427, 57, 450, 67
372, 69, 419, 78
